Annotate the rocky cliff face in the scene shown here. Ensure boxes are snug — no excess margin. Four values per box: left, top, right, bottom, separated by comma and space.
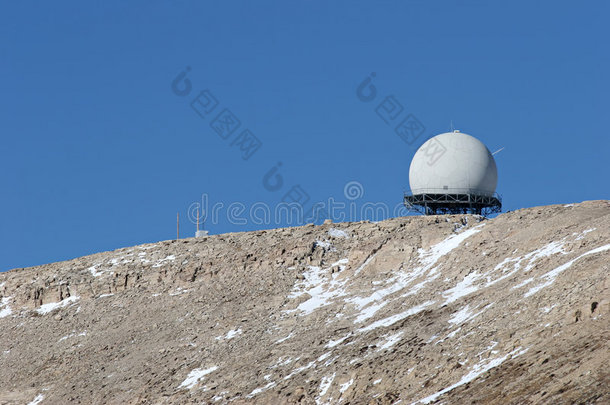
1, 201, 609, 404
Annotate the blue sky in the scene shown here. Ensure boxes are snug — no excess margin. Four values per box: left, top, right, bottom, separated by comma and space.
1, 1, 608, 272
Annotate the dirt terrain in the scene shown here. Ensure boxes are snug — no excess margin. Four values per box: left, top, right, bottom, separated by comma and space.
1, 200, 609, 404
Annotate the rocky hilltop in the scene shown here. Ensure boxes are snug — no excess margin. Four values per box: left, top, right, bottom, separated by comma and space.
1, 201, 609, 404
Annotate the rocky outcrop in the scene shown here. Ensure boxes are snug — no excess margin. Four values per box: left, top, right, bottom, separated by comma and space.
0, 200, 609, 404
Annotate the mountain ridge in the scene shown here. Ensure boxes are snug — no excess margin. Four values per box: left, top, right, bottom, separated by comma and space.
1, 200, 609, 404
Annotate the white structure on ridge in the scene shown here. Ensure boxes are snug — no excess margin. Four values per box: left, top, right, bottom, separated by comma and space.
195, 207, 209, 237
404, 130, 501, 215
409, 130, 498, 196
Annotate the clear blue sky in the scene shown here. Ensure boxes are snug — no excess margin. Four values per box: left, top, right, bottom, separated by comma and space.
2, 1, 608, 272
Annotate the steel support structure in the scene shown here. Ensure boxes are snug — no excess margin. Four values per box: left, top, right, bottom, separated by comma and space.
404, 192, 502, 216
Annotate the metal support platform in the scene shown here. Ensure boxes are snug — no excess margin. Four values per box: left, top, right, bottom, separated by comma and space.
404, 191, 502, 216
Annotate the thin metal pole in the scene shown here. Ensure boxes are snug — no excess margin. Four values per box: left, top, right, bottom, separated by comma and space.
177, 212, 180, 240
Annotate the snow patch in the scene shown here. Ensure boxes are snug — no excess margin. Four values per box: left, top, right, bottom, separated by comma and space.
443, 273, 481, 305
215, 328, 242, 340
358, 301, 434, 333
317, 373, 335, 402
339, 378, 354, 393
269, 356, 293, 369
344, 226, 482, 321
247, 381, 276, 398
522, 241, 565, 272
328, 228, 349, 238
283, 360, 316, 380
27, 394, 45, 405
317, 352, 332, 362
479, 240, 570, 292
88, 265, 104, 277
353, 253, 377, 276
58, 330, 87, 342
287, 259, 350, 315
434, 327, 462, 345
525, 244, 610, 297
315, 240, 331, 249
353, 301, 388, 323
179, 366, 218, 389
448, 304, 490, 325
0, 297, 12, 318
275, 333, 294, 344
512, 277, 534, 289
377, 331, 404, 351
347, 228, 475, 324
445, 327, 461, 340
574, 228, 595, 240
419, 225, 484, 269
153, 255, 176, 268
349, 267, 439, 324
325, 335, 350, 348
36, 296, 80, 315
415, 347, 528, 404
169, 287, 190, 296
541, 304, 557, 313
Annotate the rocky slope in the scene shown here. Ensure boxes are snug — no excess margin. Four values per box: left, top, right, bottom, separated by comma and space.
1, 201, 609, 404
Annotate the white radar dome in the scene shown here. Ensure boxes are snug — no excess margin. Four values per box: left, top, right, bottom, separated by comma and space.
409, 131, 497, 196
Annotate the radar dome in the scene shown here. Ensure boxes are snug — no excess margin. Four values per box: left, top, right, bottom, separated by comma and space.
409, 131, 497, 196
